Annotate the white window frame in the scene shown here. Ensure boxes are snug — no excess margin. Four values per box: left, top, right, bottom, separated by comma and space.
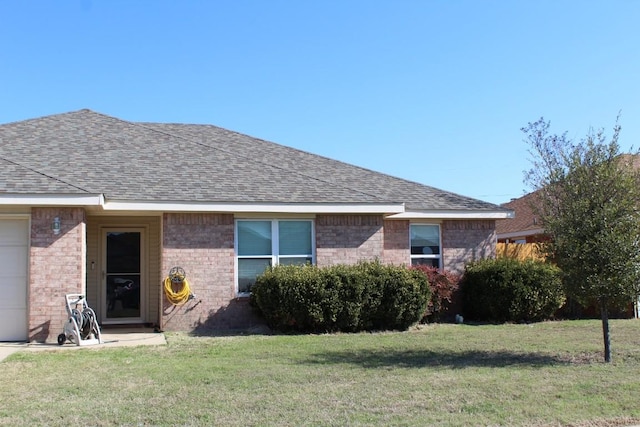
235, 219, 315, 296
409, 223, 442, 268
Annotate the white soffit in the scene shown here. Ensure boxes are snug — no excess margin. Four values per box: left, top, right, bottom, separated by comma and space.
0, 195, 513, 219
0, 194, 104, 206
101, 200, 406, 214
386, 210, 515, 220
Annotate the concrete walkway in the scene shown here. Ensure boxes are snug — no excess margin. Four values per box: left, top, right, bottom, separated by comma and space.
0, 328, 166, 362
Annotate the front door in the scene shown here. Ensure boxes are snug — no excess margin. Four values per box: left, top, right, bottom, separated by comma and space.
102, 228, 145, 324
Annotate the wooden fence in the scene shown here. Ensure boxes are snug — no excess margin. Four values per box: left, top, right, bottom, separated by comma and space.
496, 242, 545, 261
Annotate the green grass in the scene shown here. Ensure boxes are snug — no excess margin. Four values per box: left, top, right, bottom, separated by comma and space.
2, 320, 640, 426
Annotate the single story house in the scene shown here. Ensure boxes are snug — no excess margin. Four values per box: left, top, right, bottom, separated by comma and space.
0, 109, 513, 342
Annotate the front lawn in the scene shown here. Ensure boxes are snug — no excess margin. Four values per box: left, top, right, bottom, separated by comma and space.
1, 320, 640, 426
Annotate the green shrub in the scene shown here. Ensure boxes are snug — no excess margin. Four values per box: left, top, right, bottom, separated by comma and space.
461, 258, 564, 322
324, 264, 366, 332
249, 264, 324, 332
250, 261, 431, 333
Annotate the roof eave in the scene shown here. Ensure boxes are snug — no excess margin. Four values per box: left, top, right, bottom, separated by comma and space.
0, 193, 105, 206
0, 194, 408, 214
386, 209, 515, 220
101, 200, 406, 214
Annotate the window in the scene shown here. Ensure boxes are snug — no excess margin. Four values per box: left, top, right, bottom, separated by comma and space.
236, 219, 314, 294
410, 224, 441, 268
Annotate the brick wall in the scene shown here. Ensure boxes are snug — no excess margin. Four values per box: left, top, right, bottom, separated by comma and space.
382, 219, 410, 265
316, 214, 385, 266
23, 210, 498, 338
316, 216, 412, 266
157, 215, 496, 332
161, 213, 261, 332
29, 207, 86, 342
442, 219, 496, 274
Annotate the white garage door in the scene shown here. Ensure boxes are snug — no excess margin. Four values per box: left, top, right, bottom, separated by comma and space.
0, 218, 29, 341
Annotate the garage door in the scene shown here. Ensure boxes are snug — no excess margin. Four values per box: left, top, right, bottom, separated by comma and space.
0, 218, 28, 341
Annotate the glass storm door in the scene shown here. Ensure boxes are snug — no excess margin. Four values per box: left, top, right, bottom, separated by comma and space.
103, 229, 144, 323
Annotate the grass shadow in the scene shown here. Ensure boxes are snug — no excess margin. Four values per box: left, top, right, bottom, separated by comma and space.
304, 348, 576, 369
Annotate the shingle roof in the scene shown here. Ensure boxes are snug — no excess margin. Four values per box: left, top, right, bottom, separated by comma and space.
0, 157, 86, 193
0, 109, 508, 213
495, 191, 544, 237
497, 154, 640, 237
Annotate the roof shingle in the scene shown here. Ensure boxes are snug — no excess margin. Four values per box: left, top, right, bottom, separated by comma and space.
0, 109, 508, 213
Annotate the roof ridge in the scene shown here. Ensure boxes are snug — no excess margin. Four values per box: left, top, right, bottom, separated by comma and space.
0, 109, 93, 127
0, 155, 92, 193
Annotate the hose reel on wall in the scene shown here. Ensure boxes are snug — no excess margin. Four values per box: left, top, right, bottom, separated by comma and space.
163, 266, 195, 305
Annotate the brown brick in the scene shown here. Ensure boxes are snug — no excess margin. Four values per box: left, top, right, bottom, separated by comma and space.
28, 207, 86, 343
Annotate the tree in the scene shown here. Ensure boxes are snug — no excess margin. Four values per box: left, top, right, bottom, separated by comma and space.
523, 117, 640, 363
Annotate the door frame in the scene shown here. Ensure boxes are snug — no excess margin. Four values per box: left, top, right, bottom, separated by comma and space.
100, 226, 147, 325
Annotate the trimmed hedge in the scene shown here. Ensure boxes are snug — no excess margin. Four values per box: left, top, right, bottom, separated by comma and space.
250, 261, 431, 333
461, 258, 564, 322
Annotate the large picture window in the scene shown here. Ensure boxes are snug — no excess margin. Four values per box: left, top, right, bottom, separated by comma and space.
236, 219, 314, 294
410, 224, 441, 268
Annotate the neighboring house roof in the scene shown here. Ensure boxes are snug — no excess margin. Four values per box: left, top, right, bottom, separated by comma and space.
497, 154, 640, 240
0, 109, 511, 218
495, 191, 545, 240
618, 153, 640, 168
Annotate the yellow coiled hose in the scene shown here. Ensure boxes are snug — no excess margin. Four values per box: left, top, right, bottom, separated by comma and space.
163, 276, 192, 305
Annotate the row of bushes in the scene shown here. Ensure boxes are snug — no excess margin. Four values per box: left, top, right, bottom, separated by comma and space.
250, 261, 430, 333
250, 258, 566, 333
461, 258, 564, 322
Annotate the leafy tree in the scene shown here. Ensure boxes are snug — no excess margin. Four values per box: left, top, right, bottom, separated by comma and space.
523, 117, 640, 363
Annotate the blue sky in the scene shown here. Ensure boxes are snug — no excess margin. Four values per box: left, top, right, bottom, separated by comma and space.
1, 1, 638, 205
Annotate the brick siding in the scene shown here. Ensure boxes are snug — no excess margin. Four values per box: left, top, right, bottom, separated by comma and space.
315, 214, 386, 266
24, 211, 498, 339
161, 213, 261, 332
382, 219, 410, 265
29, 207, 86, 342
442, 219, 496, 274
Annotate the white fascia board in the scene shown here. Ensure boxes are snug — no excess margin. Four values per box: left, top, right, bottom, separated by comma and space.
102, 201, 406, 214
0, 193, 105, 206
497, 228, 546, 240
386, 209, 515, 220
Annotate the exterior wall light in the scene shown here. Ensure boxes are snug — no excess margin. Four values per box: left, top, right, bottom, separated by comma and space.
52, 217, 61, 235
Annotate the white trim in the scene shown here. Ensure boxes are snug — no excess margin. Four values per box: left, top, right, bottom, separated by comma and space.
386, 210, 514, 220
497, 228, 545, 240
234, 212, 316, 219
0, 213, 31, 220
0, 194, 104, 206
410, 223, 442, 268
103, 201, 405, 214
0, 195, 513, 220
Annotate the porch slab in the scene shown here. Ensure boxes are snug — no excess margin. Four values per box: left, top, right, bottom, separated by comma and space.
0, 328, 166, 362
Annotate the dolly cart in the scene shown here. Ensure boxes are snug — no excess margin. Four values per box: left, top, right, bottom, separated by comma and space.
57, 293, 103, 346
